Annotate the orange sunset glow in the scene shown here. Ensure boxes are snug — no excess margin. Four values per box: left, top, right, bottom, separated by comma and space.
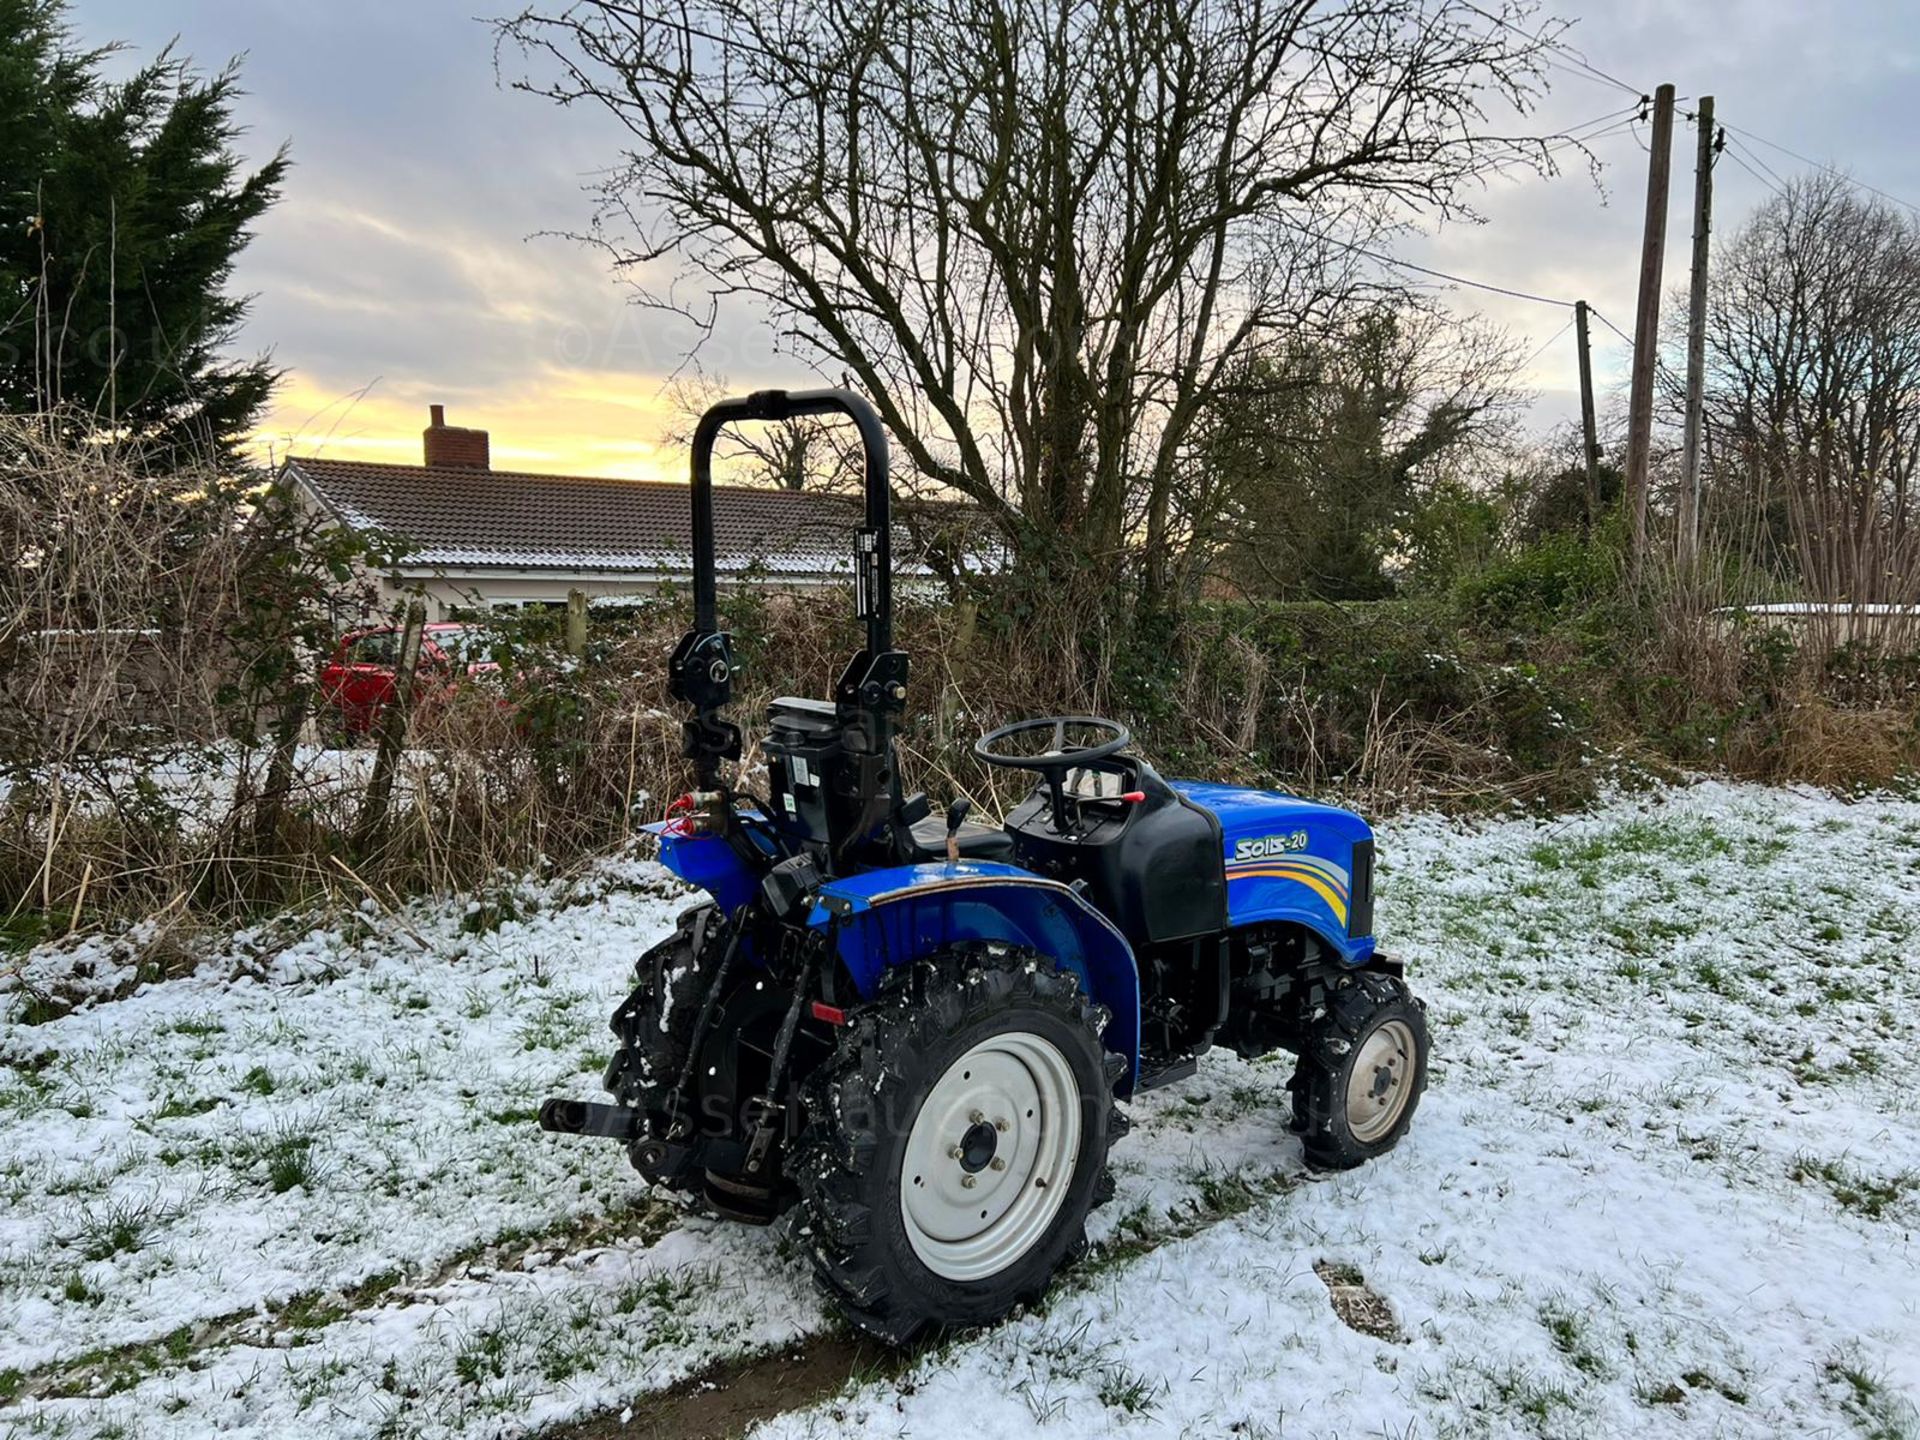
255, 369, 685, 481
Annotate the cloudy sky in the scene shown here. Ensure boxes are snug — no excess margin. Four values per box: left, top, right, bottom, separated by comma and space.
77, 0, 1920, 478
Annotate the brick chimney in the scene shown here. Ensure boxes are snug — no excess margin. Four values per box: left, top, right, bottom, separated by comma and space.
423, 403, 490, 469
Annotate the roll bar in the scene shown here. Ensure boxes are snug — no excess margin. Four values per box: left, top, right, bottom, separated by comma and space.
689, 387, 892, 655
671, 387, 904, 789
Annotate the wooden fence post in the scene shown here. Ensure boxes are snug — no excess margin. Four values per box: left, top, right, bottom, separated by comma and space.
353, 600, 425, 851
565, 588, 588, 657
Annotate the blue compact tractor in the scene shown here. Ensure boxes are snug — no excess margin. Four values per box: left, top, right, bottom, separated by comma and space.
541, 389, 1428, 1341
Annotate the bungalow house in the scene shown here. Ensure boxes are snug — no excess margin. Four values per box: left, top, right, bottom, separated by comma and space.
282, 405, 924, 620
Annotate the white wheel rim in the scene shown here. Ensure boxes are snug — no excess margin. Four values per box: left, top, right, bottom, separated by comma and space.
1347, 1018, 1417, 1143
899, 1030, 1083, 1282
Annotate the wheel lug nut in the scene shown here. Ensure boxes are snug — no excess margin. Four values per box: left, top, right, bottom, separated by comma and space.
969, 1110, 985, 1125
961, 1174, 977, 1188
994, 1117, 1010, 1133
948, 1145, 963, 1159
990, 1157, 1007, 1171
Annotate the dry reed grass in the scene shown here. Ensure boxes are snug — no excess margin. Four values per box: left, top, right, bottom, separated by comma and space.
3, 419, 1918, 959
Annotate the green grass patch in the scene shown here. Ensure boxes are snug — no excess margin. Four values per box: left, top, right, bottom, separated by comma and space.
461, 894, 522, 936
1095, 1361, 1165, 1416
276, 1292, 348, 1331
516, 989, 591, 1053
1790, 1156, 1920, 1221
1825, 1352, 1920, 1440
1540, 1298, 1608, 1378
1488, 1364, 1578, 1425
154, 1092, 222, 1120
11, 989, 72, 1026
1680, 1368, 1749, 1405
234, 1127, 322, 1194
75, 1197, 175, 1261
1531, 817, 1731, 874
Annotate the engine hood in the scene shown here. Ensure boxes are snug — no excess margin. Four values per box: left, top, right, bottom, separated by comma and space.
1170, 779, 1376, 957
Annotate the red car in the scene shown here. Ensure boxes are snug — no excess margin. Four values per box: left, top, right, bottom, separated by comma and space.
318, 622, 499, 737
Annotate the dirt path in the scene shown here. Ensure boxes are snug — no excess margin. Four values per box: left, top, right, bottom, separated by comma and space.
535, 1165, 1301, 1440
556, 1335, 912, 1440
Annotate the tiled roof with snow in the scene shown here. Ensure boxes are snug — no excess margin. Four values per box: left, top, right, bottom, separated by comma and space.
284, 456, 917, 577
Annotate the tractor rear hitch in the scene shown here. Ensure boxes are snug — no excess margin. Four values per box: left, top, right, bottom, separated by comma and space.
630, 1136, 701, 1185
536, 1099, 704, 1185
537, 1097, 642, 1141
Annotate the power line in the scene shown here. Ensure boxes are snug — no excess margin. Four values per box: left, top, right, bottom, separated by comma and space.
1565, 101, 1647, 135
550, 4, 1920, 359
1346, 244, 1575, 308
1721, 139, 1785, 198
1521, 105, 1648, 170
583, 3, 1920, 229
1519, 316, 1576, 370
1722, 121, 1920, 216
1542, 116, 1640, 161
1455, 1, 1645, 99
1726, 133, 1789, 192
1454, 4, 1920, 220
1587, 306, 1636, 349
1538, 54, 1643, 98
1558, 103, 1646, 143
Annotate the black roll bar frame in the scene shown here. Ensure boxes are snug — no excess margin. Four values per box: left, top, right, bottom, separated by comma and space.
669, 388, 904, 793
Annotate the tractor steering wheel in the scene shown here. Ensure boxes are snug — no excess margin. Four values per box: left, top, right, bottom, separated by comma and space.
973, 716, 1132, 832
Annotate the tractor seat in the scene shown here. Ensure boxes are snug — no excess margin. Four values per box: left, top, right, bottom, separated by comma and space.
907, 814, 1016, 864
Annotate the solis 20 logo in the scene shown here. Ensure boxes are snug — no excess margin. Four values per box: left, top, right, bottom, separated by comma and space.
1233, 831, 1309, 861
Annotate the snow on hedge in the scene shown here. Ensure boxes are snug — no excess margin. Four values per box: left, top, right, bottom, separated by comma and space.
1, 781, 1916, 1438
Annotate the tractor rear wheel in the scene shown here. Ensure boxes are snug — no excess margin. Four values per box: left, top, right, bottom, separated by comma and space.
794, 945, 1126, 1343
603, 902, 726, 1190
1289, 971, 1428, 1171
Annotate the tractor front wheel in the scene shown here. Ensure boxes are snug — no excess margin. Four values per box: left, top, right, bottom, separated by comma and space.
795, 946, 1126, 1343
1289, 971, 1428, 1171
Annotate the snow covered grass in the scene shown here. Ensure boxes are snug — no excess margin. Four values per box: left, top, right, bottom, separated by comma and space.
0, 743, 378, 829
0, 858, 758, 1421
1, 781, 1917, 1438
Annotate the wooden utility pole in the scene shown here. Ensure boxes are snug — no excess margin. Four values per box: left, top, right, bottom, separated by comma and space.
1574, 300, 1601, 528
1678, 95, 1716, 568
1624, 83, 1676, 582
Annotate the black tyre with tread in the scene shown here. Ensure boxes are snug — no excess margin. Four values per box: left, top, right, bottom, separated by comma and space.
794, 945, 1127, 1343
1288, 970, 1428, 1171
603, 902, 726, 1188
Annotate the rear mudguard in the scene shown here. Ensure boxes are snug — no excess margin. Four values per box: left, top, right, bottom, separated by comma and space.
649, 825, 761, 914
808, 861, 1144, 1094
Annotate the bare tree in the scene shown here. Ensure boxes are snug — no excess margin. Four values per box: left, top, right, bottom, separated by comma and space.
499, 0, 1563, 606
1699, 174, 1920, 610
663, 374, 867, 492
